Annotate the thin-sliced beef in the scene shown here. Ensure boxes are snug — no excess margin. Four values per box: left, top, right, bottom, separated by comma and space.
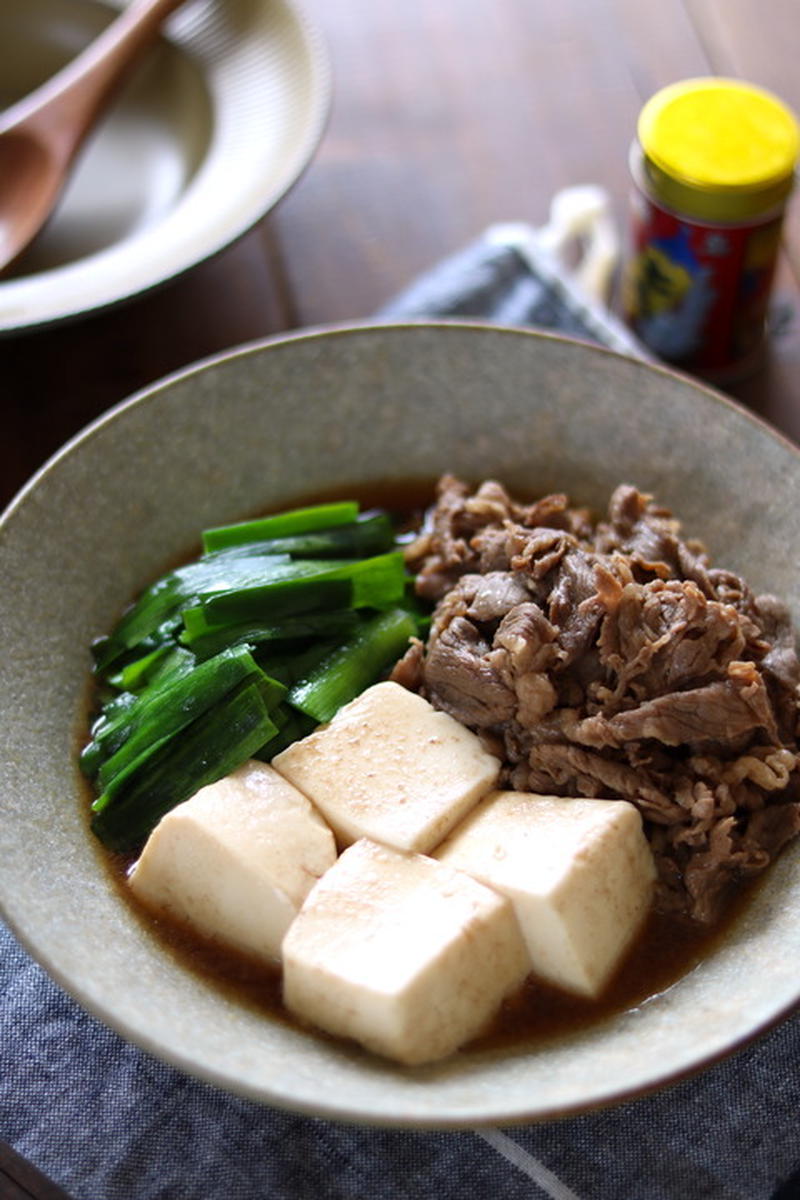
597, 579, 749, 703
423, 615, 516, 727
548, 549, 608, 665
463, 571, 532, 623
400, 476, 800, 923
389, 637, 425, 693
575, 662, 779, 751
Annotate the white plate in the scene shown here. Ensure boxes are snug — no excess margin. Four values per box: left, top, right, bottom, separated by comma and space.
0, 0, 331, 332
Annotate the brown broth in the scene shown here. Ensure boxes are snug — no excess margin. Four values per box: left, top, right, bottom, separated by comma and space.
107, 843, 750, 1054
473, 906, 731, 1050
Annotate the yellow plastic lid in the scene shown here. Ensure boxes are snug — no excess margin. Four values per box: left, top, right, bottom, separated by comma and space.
638, 77, 799, 221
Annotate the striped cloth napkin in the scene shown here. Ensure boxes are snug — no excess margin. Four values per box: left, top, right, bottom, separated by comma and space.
3, 200, 799, 1200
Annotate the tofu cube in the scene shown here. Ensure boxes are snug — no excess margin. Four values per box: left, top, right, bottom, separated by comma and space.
434, 791, 655, 997
282, 838, 529, 1065
272, 681, 499, 853
128, 760, 337, 964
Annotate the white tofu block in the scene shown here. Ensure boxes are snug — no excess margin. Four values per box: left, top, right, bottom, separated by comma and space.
282, 838, 529, 1065
272, 681, 500, 853
128, 760, 337, 964
434, 791, 655, 997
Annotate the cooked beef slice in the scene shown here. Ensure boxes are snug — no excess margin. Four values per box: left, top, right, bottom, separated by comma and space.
596, 579, 751, 702
400, 477, 800, 923
574, 662, 779, 751
752, 593, 800, 740
423, 614, 517, 727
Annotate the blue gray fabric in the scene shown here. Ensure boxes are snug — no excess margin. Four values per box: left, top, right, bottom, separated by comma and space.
3, 237, 800, 1200
375, 230, 649, 360
3, 920, 800, 1199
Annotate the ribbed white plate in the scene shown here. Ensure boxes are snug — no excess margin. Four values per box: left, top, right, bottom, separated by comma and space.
0, 0, 330, 332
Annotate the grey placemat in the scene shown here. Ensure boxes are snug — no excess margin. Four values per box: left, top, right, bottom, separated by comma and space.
3, 234, 799, 1200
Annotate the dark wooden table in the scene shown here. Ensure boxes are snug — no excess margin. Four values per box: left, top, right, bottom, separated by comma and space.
3, 0, 800, 1195
3, 0, 800, 517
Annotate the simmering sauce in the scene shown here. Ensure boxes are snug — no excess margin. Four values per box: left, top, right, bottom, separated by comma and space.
104, 846, 752, 1053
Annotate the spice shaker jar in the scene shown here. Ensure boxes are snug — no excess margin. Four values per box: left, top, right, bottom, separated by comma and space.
623, 77, 799, 381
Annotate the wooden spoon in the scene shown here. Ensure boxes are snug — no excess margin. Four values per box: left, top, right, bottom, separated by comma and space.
0, 0, 188, 274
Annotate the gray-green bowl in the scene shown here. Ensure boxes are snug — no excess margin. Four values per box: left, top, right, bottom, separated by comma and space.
2, 321, 799, 1126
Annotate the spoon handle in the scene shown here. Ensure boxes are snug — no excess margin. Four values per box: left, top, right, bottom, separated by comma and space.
0, 0, 187, 164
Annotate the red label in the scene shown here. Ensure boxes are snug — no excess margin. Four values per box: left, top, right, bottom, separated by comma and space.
624, 188, 783, 373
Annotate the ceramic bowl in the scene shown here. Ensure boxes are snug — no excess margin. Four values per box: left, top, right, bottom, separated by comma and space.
1, 321, 799, 1126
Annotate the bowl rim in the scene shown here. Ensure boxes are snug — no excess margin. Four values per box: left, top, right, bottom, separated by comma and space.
6, 316, 799, 520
